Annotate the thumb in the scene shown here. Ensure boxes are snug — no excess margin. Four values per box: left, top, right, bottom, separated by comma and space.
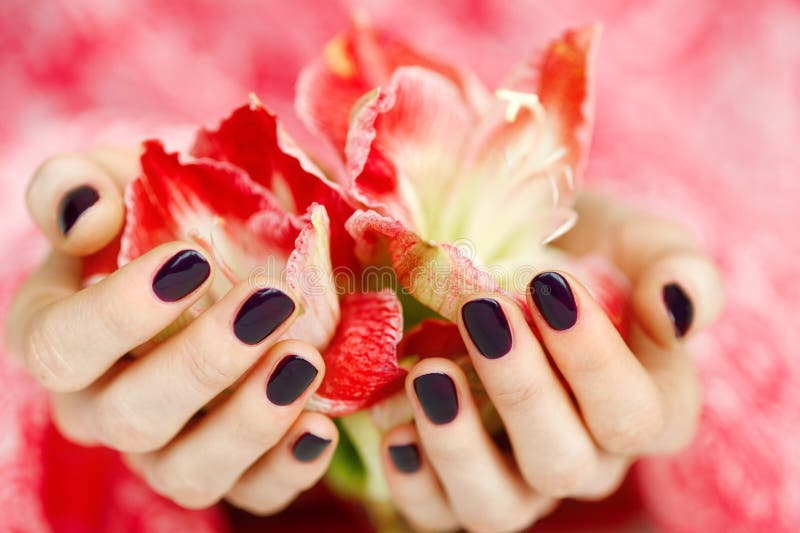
25, 147, 138, 256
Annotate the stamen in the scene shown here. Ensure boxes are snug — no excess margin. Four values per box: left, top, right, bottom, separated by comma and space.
547, 171, 560, 206
495, 89, 545, 122
188, 218, 241, 285
564, 166, 575, 191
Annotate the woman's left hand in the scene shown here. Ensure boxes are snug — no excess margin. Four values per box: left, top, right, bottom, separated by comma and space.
380, 192, 724, 532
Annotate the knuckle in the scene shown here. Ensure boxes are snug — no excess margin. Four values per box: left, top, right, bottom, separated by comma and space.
493, 379, 545, 413
23, 312, 77, 391
526, 450, 594, 497
596, 402, 665, 453
148, 464, 220, 510
94, 392, 163, 452
183, 339, 241, 394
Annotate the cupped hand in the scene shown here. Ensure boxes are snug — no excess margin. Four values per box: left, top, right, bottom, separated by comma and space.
380, 192, 724, 532
5, 149, 338, 514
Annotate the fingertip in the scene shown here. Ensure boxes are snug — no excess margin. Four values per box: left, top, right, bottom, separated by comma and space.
633, 252, 724, 347
27, 154, 124, 256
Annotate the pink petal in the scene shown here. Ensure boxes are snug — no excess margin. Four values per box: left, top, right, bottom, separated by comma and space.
346, 210, 501, 322
192, 101, 358, 271
282, 204, 341, 351
296, 17, 490, 155
121, 141, 303, 279
345, 67, 476, 234
309, 289, 405, 417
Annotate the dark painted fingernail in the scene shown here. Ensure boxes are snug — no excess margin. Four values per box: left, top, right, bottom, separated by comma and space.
266, 355, 318, 406
530, 272, 577, 330
388, 444, 421, 473
663, 283, 693, 338
293, 432, 331, 462
58, 185, 99, 235
152, 250, 211, 302
233, 288, 295, 345
461, 298, 512, 359
413, 373, 458, 425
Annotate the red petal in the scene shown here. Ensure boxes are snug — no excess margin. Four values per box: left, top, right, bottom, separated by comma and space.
82, 234, 121, 285
192, 101, 358, 271
346, 210, 501, 322
121, 141, 303, 279
397, 319, 466, 360
309, 289, 405, 417
296, 17, 489, 155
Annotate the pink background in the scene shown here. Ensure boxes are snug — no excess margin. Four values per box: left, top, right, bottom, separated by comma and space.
1, 1, 799, 531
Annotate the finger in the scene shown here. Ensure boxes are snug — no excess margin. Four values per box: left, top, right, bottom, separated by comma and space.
626, 322, 701, 454
528, 271, 665, 454
26, 153, 126, 255
127, 340, 324, 509
555, 192, 723, 346
407, 358, 550, 533
87, 279, 298, 452
382, 424, 460, 532
226, 412, 338, 516
632, 251, 724, 347
457, 294, 602, 497
19, 243, 214, 392
86, 146, 141, 188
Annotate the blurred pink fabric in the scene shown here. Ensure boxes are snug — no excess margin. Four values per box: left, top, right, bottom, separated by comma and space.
1, 1, 798, 531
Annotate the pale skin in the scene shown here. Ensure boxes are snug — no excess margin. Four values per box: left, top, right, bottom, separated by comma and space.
5, 148, 723, 531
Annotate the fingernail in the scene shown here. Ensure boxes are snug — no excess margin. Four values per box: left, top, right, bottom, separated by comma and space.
233, 288, 295, 345
266, 355, 318, 406
58, 185, 99, 235
413, 373, 458, 425
530, 272, 577, 330
461, 298, 512, 359
293, 432, 331, 462
152, 250, 211, 302
663, 283, 693, 338
388, 444, 421, 473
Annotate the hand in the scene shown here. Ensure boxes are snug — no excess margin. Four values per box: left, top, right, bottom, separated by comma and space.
379, 192, 724, 532
5, 149, 338, 514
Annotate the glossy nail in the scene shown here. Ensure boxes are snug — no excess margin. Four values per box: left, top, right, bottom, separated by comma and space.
152, 250, 211, 302
461, 298, 512, 359
663, 283, 693, 338
292, 433, 331, 462
266, 355, 318, 406
233, 288, 295, 345
58, 185, 99, 234
414, 373, 459, 425
388, 444, 421, 473
530, 272, 578, 330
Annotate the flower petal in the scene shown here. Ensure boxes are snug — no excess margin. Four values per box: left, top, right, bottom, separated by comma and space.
282, 204, 341, 351
308, 289, 405, 417
397, 319, 466, 360
82, 234, 120, 286
296, 16, 490, 154
121, 141, 303, 290
192, 100, 358, 270
345, 67, 476, 237
346, 209, 501, 322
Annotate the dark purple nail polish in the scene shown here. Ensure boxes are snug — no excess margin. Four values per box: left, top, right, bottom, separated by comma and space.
388, 443, 421, 473
530, 272, 577, 330
413, 373, 458, 425
233, 288, 295, 345
663, 283, 693, 338
461, 298, 512, 359
292, 432, 331, 462
152, 250, 211, 302
266, 355, 318, 406
58, 185, 99, 235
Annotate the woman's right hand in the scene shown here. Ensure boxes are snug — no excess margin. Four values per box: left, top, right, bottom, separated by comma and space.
5, 148, 338, 514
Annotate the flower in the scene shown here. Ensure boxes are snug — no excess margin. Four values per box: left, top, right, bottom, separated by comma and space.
84, 97, 407, 417
297, 19, 627, 330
